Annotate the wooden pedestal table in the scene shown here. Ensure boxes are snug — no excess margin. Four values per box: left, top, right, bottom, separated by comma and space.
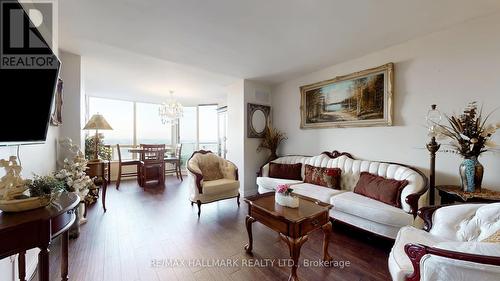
0, 192, 80, 281
244, 192, 333, 281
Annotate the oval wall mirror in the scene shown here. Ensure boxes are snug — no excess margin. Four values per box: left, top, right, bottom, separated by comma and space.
247, 103, 271, 138
252, 109, 266, 134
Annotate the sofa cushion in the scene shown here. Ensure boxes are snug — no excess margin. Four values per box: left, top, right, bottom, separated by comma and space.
292, 183, 345, 203
269, 163, 302, 180
304, 165, 341, 189
353, 172, 408, 208
256, 177, 303, 192
202, 179, 239, 195
330, 192, 414, 227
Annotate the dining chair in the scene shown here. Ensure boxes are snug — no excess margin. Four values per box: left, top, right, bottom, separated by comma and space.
140, 144, 166, 187
165, 143, 183, 181
116, 144, 142, 189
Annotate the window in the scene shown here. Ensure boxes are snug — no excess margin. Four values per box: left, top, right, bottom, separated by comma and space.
88, 97, 134, 145
198, 105, 218, 152
86, 97, 220, 164
136, 102, 172, 145
179, 106, 197, 163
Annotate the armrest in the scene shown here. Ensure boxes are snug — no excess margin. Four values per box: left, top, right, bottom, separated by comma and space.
404, 243, 500, 281
220, 160, 238, 181
417, 205, 446, 232
258, 163, 270, 177
187, 165, 204, 194
405, 185, 429, 218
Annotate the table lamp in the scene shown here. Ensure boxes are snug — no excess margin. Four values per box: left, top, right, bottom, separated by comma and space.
83, 114, 113, 162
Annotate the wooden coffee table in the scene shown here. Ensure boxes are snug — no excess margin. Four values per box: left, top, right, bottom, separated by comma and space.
244, 192, 333, 281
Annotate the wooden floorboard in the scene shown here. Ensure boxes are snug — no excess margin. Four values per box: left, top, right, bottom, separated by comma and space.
31, 177, 392, 281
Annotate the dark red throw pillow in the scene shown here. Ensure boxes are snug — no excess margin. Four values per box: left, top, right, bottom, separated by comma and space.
353, 172, 409, 208
269, 163, 302, 180
304, 165, 342, 189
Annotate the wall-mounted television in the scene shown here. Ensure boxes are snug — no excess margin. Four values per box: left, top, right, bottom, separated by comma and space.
0, 0, 61, 146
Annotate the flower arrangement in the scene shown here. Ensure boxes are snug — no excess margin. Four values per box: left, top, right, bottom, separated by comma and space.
434, 102, 499, 158
55, 151, 94, 199
25, 175, 65, 198
276, 184, 293, 196
257, 126, 287, 161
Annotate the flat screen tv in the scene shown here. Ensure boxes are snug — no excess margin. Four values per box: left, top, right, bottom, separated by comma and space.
0, 0, 61, 145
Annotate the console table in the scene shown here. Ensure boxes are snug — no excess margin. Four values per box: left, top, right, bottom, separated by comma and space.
0, 192, 79, 281
436, 185, 500, 204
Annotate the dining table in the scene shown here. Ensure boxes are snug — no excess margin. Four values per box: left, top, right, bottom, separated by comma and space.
128, 146, 174, 186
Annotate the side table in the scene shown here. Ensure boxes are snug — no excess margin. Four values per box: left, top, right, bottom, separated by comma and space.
436, 185, 500, 204
84, 160, 110, 217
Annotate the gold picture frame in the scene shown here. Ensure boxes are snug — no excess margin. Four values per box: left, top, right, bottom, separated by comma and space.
300, 63, 394, 129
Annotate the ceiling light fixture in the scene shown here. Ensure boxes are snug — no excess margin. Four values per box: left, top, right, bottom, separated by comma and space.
159, 90, 183, 125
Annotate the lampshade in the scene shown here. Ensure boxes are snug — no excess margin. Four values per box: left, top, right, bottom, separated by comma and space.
426, 104, 442, 135
83, 114, 113, 130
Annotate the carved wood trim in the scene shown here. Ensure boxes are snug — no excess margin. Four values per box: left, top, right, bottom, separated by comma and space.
320, 150, 354, 159
404, 244, 427, 281
404, 243, 500, 281
417, 205, 445, 232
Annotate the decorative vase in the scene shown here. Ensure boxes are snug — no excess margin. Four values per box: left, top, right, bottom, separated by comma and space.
275, 192, 299, 208
268, 150, 278, 163
459, 156, 483, 192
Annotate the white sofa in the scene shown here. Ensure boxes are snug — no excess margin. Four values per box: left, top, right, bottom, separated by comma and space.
388, 203, 500, 281
257, 151, 428, 239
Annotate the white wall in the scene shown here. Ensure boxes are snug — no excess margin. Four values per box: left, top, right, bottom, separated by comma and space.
271, 12, 500, 191
59, 51, 85, 151
244, 81, 272, 195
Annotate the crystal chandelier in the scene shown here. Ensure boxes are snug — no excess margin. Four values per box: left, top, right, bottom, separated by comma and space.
159, 90, 183, 124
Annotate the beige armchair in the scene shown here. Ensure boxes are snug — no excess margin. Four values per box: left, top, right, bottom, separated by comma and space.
187, 150, 240, 217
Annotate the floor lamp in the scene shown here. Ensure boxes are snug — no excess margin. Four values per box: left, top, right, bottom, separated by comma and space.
83, 113, 113, 162
426, 105, 441, 205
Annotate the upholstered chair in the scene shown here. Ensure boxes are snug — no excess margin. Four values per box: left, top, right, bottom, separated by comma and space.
389, 203, 500, 281
187, 150, 240, 217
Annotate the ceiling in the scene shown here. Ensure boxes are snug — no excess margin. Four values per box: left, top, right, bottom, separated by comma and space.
58, 0, 500, 103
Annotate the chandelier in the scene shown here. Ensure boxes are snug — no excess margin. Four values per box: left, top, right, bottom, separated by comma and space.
159, 90, 183, 124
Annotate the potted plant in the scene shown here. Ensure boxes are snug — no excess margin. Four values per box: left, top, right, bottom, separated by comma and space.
434, 102, 499, 192
84, 133, 111, 161
275, 184, 299, 208
257, 126, 287, 162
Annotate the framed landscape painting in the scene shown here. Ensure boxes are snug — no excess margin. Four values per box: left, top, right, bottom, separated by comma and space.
300, 63, 394, 129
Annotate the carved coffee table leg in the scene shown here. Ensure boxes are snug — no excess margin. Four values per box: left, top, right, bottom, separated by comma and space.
61, 231, 69, 281
280, 234, 308, 281
321, 222, 333, 262
244, 215, 256, 254
18, 251, 26, 281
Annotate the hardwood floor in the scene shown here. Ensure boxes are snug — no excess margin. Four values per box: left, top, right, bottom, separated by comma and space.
33, 177, 392, 281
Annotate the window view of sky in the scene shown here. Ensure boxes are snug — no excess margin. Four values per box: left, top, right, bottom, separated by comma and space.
88, 97, 134, 144
136, 102, 172, 144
